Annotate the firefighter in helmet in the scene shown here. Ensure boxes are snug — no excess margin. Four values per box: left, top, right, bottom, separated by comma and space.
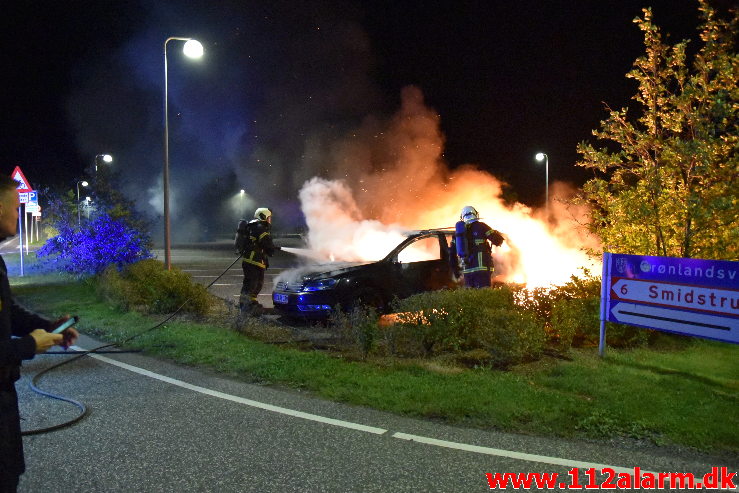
449, 206, 505, 288
235, 207, 278, 315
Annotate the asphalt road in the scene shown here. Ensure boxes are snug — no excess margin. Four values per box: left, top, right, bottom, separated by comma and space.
151, 240, 304, 310
17, 334, 738, 492
8, 241, 739, 491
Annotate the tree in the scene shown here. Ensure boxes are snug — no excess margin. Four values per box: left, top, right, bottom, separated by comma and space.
37, 212, 152, 276
576, 1, 737, 260
36, 175, 153, 276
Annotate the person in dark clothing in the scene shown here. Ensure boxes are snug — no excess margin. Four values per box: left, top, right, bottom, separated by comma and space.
0, 176, 78, 492
449, 205, 505, 288
234, 207, 278, 316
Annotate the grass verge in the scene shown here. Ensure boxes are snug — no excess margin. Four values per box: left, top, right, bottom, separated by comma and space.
13, 276, 739, 455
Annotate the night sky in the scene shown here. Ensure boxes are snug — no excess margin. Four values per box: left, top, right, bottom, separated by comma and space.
1, 1, 716, 239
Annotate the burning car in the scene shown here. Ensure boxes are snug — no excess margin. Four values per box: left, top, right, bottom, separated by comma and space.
272, 229, 458, 318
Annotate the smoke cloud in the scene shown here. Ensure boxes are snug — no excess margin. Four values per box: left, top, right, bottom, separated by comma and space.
65, 0, 380, 243
62, 0, 600, 286
295, 86, 600, 287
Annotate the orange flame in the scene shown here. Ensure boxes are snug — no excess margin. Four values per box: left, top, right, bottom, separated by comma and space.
296, 86, 600, 288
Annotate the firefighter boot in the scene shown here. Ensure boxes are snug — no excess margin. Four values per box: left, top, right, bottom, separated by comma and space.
248, 301, 264, 317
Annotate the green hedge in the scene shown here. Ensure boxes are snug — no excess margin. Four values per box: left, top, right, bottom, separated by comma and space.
515, 274, 652, 349
96, 259, 212, 316
387, 287, 545, 368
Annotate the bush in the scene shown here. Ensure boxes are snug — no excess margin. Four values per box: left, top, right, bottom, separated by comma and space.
328, 306, 380, 359
96, 259, 212, 316
37, 212, 151, 276
510, 272, 657, 351
511, 272, 602, 323
389, 287, 545, 367
551, 296, 650, 348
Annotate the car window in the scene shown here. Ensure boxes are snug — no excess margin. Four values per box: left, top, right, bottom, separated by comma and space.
397, 236, 442, 263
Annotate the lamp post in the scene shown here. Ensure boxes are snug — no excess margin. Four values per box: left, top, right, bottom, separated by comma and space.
76, 180, 88, 226
163, 37, 204, 270
94, 154, 113, 174
535, 152, 549, 220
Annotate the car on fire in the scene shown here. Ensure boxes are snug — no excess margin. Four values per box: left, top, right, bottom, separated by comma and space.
272, 229, 458, 319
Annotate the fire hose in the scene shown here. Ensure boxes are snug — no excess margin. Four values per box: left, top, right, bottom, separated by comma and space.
22, 253, 244, 436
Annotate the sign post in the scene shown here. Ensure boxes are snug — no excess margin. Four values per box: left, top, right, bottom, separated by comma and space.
24, 190, 38, 254
599, 253, 739, 356
11, 167, 33, 276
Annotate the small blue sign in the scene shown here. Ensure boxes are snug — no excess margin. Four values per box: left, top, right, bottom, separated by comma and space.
19, 190, 38, 205
600, 253, 738, 347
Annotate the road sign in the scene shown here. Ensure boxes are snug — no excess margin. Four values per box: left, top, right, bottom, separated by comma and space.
600, 253, 738, 351
611, 278, 736, 317
11, 166, 32, 192
25, 203, 40, 214
610, 302, 738, 342
19, 190, 37, 204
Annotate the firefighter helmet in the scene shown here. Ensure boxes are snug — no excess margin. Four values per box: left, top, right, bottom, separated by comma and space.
460, 206, 479, 223
254, 207, 272, 221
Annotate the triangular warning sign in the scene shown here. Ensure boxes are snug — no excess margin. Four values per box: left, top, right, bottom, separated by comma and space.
11, 166, 32, 192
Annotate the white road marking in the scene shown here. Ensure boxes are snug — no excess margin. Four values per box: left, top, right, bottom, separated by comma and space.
190, 275, 241, 278
186, 272, 278, 277
78, 348, 664, 475
84, 351, 386, 435
393, 433, 637, 475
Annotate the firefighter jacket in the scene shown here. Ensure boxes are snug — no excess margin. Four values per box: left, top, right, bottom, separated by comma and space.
236, 219, 276, 269
450, 221, 504, 274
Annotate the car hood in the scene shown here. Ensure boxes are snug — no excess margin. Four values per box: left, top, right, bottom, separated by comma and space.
299, 261, 376, 281
275, 261, 376, 287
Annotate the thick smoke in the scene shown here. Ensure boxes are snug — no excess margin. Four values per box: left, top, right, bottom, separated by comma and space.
295, 86, 600, 287
65, 0, 380, 243
63, 0, 600, 281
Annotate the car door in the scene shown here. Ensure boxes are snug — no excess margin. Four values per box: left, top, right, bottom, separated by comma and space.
391, 233, 455, 298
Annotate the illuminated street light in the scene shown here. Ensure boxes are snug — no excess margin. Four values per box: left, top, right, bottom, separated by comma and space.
183, 39, 204, 58
94, 153, 113, 173
535, 152, 549, 220
76, 180, 88, 226
163, 37, 204, 270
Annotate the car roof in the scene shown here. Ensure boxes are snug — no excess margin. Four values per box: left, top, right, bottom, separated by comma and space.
382, 228, 454, 261
404, 227, 454, 237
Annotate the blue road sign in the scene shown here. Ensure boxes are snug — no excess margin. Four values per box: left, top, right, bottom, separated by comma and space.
19, 190, 37, 204
600, 253, 738, 348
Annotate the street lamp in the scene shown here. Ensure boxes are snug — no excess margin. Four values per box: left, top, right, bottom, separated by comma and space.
76, 180, 88, 226
94, 154, 113, 174
163, 37, 204, 270
535, 152, 549, 220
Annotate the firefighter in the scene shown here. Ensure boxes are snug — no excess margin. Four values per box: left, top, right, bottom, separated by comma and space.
235, 207, 278, 316
449, 206, 505, 288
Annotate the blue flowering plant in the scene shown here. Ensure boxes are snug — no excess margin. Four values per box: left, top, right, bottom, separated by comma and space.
37, 212, 152, 276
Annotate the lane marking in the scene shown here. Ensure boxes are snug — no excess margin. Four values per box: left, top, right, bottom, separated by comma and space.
393, 433, 636, 475
186, 272, 278, 277
191, 275, 241, 279
84, 351, 386, 435
79, 349, 681, 477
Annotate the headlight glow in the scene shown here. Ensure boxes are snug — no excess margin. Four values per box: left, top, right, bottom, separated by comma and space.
303, 278, 337, 291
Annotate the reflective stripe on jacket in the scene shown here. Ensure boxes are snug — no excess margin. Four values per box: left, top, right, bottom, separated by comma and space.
240, 220, 275, 269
